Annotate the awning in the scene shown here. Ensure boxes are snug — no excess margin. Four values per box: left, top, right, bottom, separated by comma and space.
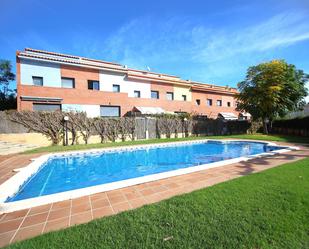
218, 112, 238, 120
20, 96, 62, 102
133, 106, 166, 115
239, 112, 251, 117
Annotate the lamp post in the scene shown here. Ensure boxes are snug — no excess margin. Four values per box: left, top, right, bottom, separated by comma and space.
63, 116, 69, 146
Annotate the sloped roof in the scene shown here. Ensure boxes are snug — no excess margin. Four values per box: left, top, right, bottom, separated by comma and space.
239, 112, 251, 117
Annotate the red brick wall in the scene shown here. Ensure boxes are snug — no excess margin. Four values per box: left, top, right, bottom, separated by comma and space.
191, 90, 237, 118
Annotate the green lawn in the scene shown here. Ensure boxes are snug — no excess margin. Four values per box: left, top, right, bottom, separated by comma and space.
7, 158, 309, 249
24, 134, 309, 154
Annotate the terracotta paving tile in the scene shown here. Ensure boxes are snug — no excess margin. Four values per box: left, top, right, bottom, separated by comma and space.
92, 207, 114, 219
29, 204, 51, 216
21, 212, 48, 228
1, 209, 29, 222
124, 191, 142, 201
71, 196, 90, 206
140, 188, 155, 196
121, 187, 137, 194
106, 190, 124, 199
12, 223, 45, 243
108, 194, 126, 205
48, 208, 71, 221
90, 192, 108, 202
71, 202, 91, 215
129, 197, 147, 209
151, 185, 168, 193
0, 231, 16, 247
0, 218, 23, 233
51, 200, 71, 210
164, 182, 180, 189
112, 202, 131, 214
160, 190, 177, 200
144, 194, 164, 204
70, 211, 92, 226
134, 184, 149, 191
91, 198, 110, 209
146, 181, 162, 188
44, 217, 70, 233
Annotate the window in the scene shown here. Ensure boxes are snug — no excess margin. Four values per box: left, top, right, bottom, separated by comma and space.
217, 100, 222, 106
88, 80, 100, 90
61, 77, 75, 88
134, 90, 141, 98
113, 84, 120, 92
32, 76, 43, 86
227, 101, 231, 107
182, 95, 187, 101
207, 99, 213, 106
151, 90, 159, 99
100, 106, 120, 117
33, 104, 61, 111
196, 99, 201, 105
166, 92, 174, 100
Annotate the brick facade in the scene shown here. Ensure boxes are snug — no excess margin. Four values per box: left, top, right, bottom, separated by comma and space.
17, 48, 239, 118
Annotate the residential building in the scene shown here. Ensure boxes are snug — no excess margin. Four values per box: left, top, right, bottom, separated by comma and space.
17, 48, 239, 118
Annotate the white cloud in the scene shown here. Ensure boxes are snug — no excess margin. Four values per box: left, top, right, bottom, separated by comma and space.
101, 11, 309, 85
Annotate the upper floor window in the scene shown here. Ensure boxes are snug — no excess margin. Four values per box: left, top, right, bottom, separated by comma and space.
32, 76, 43, 86
88, 80, 100, 90
61, 77, 75, 88
182, 95, 187, 101
196, 99, 201, 105
217, 100, 222, 106
207, 99, 213, 106
151, 90, 159, 99
113, 84, 120, 92
166, 92, 174, 101
227, 101, 231, 107
134, 90, 141, 98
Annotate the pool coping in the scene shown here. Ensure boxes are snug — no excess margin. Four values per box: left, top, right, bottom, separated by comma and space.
0, 139, 299, 214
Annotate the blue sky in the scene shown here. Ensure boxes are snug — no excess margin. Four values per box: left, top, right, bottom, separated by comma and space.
1, 0, 309, 98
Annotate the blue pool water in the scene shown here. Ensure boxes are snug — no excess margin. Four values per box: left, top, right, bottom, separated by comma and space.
7, 141, 283, 202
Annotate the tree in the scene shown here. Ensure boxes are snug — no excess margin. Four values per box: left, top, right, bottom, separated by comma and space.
236, 60, 308, 134
0, 60, 16, 110
68, 112, 94, 144
9, 111, 64, 145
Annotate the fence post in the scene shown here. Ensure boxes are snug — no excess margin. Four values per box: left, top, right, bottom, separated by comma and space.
145, 117, 149, 139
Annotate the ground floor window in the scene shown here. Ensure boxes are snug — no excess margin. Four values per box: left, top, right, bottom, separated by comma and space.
33, 103, 61, 111
100, 105, 121, 117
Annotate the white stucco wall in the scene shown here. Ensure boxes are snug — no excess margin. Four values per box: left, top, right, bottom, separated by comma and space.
20, 59, 61, 87
173, 86, 192, 101
99, 71, 151, 98
62, 104, 101, 117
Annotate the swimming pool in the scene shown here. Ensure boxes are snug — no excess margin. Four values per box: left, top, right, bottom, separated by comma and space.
0, 140, 293, 213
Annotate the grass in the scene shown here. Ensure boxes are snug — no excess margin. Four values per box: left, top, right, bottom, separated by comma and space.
6, 157, 309, 249
24, 134, 309, 154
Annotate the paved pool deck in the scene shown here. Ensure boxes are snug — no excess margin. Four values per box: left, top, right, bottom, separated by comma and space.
0, 140, 308, 247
